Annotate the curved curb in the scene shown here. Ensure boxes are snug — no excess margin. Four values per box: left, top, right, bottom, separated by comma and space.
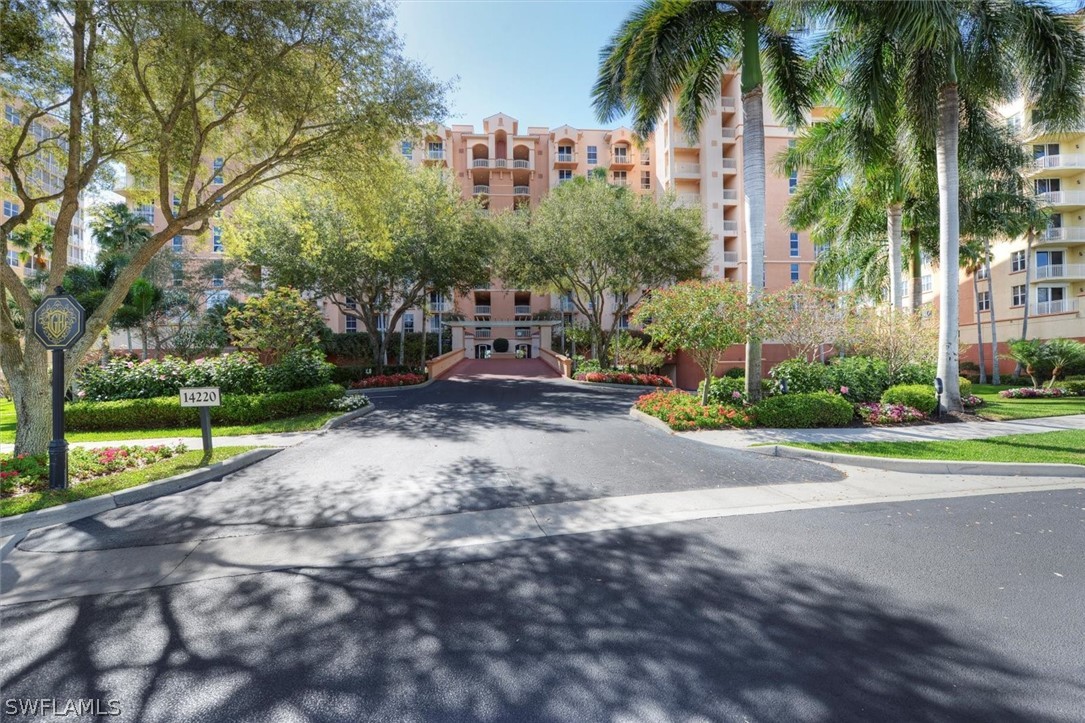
628, 407, 676, 435
751, 444, 1085, 478
319, 402, 377, 431
345, 378, 434, 395
571, 379, 675, 392
0, 448, 282, 538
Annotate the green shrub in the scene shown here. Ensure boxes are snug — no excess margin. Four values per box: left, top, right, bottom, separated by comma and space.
493, 337, 510, 353
77, 353, 268, 401
66, 384, 345, 431
752, 392, 854, 428
893, 361, 938, 386
768, 358, 831, 394
1061, 380, 1085, 396
266, 348, 334, 393
723, 367, 745, 379
881, 384, 937, 415
958, 377, 973, 398
827, 356, 890, 403
699, 376, 775, 403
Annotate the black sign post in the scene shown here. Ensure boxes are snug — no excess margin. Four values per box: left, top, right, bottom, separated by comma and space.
31, 287, 86, 490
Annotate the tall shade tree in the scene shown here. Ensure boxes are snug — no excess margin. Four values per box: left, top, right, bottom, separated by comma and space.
813, 0, 1085, 411
497, 175, 709, 366
1, 0, 443, 455
227, 159, 495, 372
593, 0, 813, 400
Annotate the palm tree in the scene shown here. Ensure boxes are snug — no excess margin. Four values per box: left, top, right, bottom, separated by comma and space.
593, 0, 813, 401
812, 0, 1085, 411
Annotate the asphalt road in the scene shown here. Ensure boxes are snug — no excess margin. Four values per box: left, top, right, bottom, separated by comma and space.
2, 489, 1083, 722
19, 374, 841, 552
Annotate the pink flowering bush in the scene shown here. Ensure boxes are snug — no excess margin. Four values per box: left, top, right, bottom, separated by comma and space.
635, 390, 753, 431
576, 371, 673, 387
1, 444, 187, 497
857, 403, 927, 425
962, 394, 984, 407
998, 387, 1066, 399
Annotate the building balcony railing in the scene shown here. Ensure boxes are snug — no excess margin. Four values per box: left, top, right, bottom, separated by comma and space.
512, 159, 532, 169
474, 305, 492, 315
474, 328, 492, 338
558, 298, 576, 312
426, 149, 445, 160
555, 152, 576, 164
513, 185, 531, 195
721, 158, 738, 172
473, 185, 490, 195
514, 329, 532, 338
1034, 263, 1085, 280
1032, 154, 1085, 171
1038, 191, 1085, 207
514, 305, 532, 315
722, 251, 739, 265
676, 193, 699, 208
472, 158, 490, 168
428, 302, 449, 313
1035, 299, 1078, 316
611, 151, 634, 168
1037, 226, 1085, 242
722, 189, 739, 202
720, 127, 736, 141
493, 159, 507, 168
721, 220, 739, 235
676, 162, 701, 177
720, 97, 737, 112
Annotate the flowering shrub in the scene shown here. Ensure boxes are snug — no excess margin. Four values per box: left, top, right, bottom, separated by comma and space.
330, 394, 371, 411
350, 373, 427, 389
962, 394, 984, 407
1, 444, 186, 497
634, 390, 754, 431
998, 387, 1066, 399
78, 353, 267, 401
880, 384, 938, 415
856, 403, 926, 425
576, 371, 673, 387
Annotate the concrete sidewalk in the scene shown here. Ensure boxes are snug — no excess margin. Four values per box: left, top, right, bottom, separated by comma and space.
3, 464, 1082, 605
680, 414, 1085, 448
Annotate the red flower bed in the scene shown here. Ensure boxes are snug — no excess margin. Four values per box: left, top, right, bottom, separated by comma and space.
350, 373, 427, 389
634, 390, 753, 431
575, 371, 673, 387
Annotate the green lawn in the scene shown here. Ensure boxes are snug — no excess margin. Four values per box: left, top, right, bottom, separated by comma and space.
0, 403, 338, 444
1, 446, 258, 517
971, 384, 1085, 421
791, 429, 1085, 466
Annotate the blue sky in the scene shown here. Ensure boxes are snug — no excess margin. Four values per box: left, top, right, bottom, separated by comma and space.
394, 0, 640, 130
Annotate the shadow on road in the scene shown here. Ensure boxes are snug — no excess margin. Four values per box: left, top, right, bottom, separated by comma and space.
2, 524, 1079, 722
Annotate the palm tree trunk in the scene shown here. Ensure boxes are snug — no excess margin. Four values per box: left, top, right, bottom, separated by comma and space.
973, 271, 987, 384
935, 81, 962, 412
887, 203, 903, 311
740, 17, 766, 402
910, 227, 923, 313
984, 238, 999, 385
1015, 226, 1034, 377
421, 307, 427, 366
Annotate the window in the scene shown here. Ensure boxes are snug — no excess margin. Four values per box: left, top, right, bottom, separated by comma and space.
214, 195, 224, 218
2, 200, 19, 217
558, 169, 573, 183
430, 315, 441, 332
618, 314, 630, 329
586, 146, 597, 165
1011, 250, 1027, 272
1035, 178, 1060, 195
345, 316, 357, 333
1038, 286, 1065, 303
345, 296, 357, 309
789, 170, 798, 195
977, 290, 990, 312
172, 260, 184, 287
557, 145, 573, 162
172, 193, 181, 212
641, 170, 651, 189
922, 275, 932, 293
7, 250, 19, 266
1036, 249, 1064, 269
206, 290, 230, 309
212, 157, 224, 184
211, 273, 224, 288
376, 314, 388, 332
1011, 284, 1027, 307
212, 227, 223, 252
4, 105, 19, 125
642, 155, 650, 165
1007, 113, 1023, 135
788, 139, 796, 149
172, 235, 183, 252
815, 243, 829, 258
613, 170, 627, 185
1033, 143, 1059, 159
427, 141, 443, 159
789, 231, 800, 257
136, 204, 154, 224
613, 146, 628, 163
403, 313, 414, 333
976, 265, 989, 280
790, 263, 800, 283
400, 141, 413, 158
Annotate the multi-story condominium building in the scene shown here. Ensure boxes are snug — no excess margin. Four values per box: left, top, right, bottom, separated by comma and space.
2, 101, 88, 278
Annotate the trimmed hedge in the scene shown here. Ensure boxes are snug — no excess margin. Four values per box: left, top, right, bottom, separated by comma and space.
753, 392, 854, 428
66, 384, 346, 432
881, 384, 937, 415
699, 376, 775, 403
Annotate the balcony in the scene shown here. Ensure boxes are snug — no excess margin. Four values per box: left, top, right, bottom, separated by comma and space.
719, 97, 737, 113
429, 301, 449, 313
722, 189, 738, 203
472, 158, 490, 168
1034, 263, 1085, 280
475, 304, 492, 315
493, 159, 507, 168
426, 149, 445, 161
1038, 191, 1085, 209
722, 251, 739, 265
512, 159, 532, 169
514, 304, 532, 315
474, 328, 492, 338
554, 152, 577, 166
514, 328, 532, 338
1037, 226, 1085, 243
558, 298, 576, 312
1035, 299, 1079, 316
676, 162, 701, 178
513, 185, 531, 196
676, 193, 700, 208
1031, 154, 1085, 175
720, 127, 736, 141
473, 185, 490, 196
721, 158, 738, 173
721, 220, 739, 235
611, 150, 634, 169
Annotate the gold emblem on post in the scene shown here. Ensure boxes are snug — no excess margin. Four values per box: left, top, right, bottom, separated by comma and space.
39, 301, 76, 345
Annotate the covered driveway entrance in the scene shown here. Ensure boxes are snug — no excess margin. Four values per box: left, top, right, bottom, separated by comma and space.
446, 357, 561, 380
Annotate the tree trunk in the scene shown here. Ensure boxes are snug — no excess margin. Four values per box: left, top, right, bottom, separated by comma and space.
399, 326, 405, 367
984, 238, 999, 385
421, 307, 427, 366
701, 364, 712, 405
1016, 226, 1034, 378
887, 203, 904, 311
973, 271, 986, 384
935, 81, 962, 412
910, 228, 923, 313
6, 343, 52, 456
740, 85, 766, 401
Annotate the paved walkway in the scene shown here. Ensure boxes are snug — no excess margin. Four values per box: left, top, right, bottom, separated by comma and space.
445, 357, 561, 380
3, 463, 1082, 605
0, 431, 315, 454
681, 414, 1085, 448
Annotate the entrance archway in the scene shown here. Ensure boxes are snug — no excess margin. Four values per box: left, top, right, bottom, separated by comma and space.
515, 343, 532, 358
474, 344, 492, 359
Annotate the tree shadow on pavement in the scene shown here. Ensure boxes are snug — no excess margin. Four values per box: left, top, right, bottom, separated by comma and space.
3, 525, 1080, 722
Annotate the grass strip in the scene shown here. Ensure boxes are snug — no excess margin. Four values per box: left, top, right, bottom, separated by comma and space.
789, 430, 1085, 466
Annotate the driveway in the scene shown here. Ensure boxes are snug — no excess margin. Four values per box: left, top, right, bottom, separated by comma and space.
17, 371, 842, 553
